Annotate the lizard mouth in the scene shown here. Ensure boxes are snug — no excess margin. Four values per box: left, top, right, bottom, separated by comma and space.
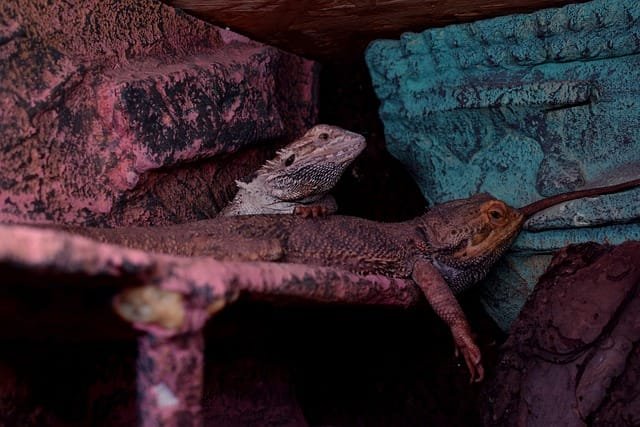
452, 201, 524, 264
325, 135, 366, 162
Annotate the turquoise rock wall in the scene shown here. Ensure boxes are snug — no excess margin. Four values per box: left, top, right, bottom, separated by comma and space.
366, 0, 640, 330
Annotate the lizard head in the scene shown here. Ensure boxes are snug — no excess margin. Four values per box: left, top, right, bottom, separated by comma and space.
415, 177, 640, 293
418, 194, 524, 292
258, 124, 366, 201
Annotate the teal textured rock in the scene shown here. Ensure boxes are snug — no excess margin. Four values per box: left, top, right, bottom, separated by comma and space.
366, 0, 640, 330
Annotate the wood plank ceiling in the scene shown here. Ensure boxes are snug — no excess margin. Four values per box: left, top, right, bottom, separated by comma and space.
164, 0, 584, 61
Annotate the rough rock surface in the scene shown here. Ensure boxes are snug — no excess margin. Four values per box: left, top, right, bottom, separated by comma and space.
0, 0, 317, 226
366, 0, 640, 328
0, 223, 415, 426
482, 241, 640, 426
0, 223, 499, 426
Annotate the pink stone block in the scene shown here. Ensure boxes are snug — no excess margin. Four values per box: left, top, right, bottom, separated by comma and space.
0, 0, 318, 226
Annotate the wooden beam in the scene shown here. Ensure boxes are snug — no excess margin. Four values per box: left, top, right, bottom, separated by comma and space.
164, 0, 584, 60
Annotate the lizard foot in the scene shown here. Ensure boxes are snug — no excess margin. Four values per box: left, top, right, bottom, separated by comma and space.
452, 325, 484, 383
293, 205, 330, 218
411, 259, 484, 383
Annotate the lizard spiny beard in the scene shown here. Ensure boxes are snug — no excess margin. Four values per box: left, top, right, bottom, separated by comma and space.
432, 233, 518, 294
269, 163, 345, 201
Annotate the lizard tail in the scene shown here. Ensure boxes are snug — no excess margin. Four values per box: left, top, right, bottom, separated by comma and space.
518, 177, 640, 219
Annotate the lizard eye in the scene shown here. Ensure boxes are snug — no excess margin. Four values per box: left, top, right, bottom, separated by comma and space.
284, 154, 295, 166
319, 132, 329, 140
488, 207, 508, 225
482, 201, 510, 226
489, 209, 503, 220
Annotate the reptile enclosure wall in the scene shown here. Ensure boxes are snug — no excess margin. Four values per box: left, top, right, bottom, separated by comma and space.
0, 1, 587, 426
166, 0, 586, 221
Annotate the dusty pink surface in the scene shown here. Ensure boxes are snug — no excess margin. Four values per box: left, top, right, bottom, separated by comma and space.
0, 223, 420, 426
0, 224, 420, 313
137, 333, 205, 427
0, 0, 318, 226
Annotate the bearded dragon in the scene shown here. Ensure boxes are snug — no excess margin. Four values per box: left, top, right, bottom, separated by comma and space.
221, 124, 366, 217
56, 177, 640, 382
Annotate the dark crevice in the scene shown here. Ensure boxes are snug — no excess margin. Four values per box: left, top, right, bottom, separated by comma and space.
542, 98, 593, 112
318, 59, 427, 222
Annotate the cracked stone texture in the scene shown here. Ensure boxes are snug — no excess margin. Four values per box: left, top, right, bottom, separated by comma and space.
481, 241, 640, 426
0, 0, 318, 226
366, 0, 640, 329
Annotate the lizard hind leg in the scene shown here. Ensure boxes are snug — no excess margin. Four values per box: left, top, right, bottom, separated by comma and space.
411, 259, 484, 383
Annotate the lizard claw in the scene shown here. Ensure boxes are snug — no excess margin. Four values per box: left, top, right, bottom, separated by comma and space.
293, 205, 329, 218
452, 327, 484, 383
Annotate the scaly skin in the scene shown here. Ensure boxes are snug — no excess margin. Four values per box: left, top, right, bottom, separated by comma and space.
60, 178, 640, 382
221, 124, 366, 216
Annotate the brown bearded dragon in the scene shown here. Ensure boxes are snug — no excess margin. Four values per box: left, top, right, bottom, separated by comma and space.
55, 177, 640, 382
221, 124, 366, 217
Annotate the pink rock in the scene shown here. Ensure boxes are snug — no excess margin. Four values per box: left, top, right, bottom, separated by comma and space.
0, 0, 318, 226
0, 223, 420, 425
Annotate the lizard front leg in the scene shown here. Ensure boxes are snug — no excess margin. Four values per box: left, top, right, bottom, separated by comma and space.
412, 259, 484, 382
293, 205, 330, 218
293, 195, 338, 218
